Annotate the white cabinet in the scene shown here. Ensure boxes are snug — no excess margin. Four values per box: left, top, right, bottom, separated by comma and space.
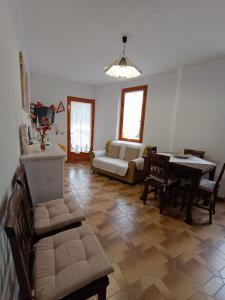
20, 145, 66, 204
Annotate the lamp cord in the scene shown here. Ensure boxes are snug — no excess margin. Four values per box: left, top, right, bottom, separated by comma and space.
122, 43, 126, 58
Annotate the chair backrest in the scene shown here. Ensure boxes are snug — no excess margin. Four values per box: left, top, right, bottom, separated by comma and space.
215, 163, 225, 194
4, 185, 33, 300
184, 148, 205, 158
149, 153, 170, 184
146, 146, 157, 155
16, 165, 33, 209
16, 165, 33, 234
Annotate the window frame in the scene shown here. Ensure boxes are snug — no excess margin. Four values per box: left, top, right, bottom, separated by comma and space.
118, 85, 148, 143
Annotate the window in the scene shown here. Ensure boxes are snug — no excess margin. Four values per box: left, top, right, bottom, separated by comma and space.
119, 85, 148, 143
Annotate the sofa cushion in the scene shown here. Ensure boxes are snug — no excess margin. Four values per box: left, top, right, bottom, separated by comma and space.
33, 224, 114, 300
105, 140, 112, 153
34, 197, 85, 236
111, 141, 145, 159
124, 147, 140, 161
107, 144, 121, 158
93, 156, 129, 176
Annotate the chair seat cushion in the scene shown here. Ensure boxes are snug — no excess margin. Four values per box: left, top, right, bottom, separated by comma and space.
34, 197, 85, 235
33, 224, 114, 300
199, 178, 216, 192
149, 175, 179, 185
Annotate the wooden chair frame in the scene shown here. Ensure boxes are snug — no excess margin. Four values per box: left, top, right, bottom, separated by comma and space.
4, 185, 109, 300
141, 153, 180, 213
182, 163, 225, 224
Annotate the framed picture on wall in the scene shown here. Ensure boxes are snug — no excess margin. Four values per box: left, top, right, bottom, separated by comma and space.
19, 51, 30, 112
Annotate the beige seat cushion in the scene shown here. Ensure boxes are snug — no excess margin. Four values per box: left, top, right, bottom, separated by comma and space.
107, 144, 121, 158
33, 224, 114, 300
34, 197, 85, 235
199, 178, 216, 192
149, 175, 179, 185
124, 147, 139, 161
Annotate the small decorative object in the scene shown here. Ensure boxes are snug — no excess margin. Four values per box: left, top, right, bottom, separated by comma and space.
173, 154, 192, 159
19, 51, 30, 112
56, 101, 65, 113
30, 101, 55, 151
30, 101, 56, 124
36, 116, 52, 151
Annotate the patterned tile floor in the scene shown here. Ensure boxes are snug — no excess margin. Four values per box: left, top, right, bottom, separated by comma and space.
64, 163, 225, 300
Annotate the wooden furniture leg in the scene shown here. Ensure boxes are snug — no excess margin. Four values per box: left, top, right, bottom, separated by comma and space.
141, 179, 149, 204
160, 190, 166, 214
98, 286, 107, 300
185, 174, 200, 225
209, 197, 213, 224
209, 167, 216, 181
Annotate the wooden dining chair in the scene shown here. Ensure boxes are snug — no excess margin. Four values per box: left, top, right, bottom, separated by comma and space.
141, 153, 180, 214
184, 148, 205, 158
16, 165, 85, 240
181, 163, 225, 224
5, 185, 113, 300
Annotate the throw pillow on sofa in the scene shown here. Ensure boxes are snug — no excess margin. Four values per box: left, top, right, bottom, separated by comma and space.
107, 144, 121, 158
124, 147, 140, 161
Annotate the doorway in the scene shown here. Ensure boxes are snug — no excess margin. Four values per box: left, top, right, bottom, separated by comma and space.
67, 96, 95, 162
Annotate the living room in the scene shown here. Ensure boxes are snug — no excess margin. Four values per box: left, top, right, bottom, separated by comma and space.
1, 0, 225, 299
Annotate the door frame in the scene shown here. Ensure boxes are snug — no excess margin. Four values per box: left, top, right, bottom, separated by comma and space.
67, 96, 95, 162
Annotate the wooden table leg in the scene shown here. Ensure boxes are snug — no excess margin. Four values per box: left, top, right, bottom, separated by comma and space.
209, 166, 216, 181
185, 174, 200, 225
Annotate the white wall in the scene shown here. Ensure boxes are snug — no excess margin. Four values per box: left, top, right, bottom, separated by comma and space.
30, 70, 179, 151
0, 0, 30, 299
0, 0, 29, 202
173, 58, 225, 194
94, 82, 120, 148
30, 73, 95, 145
94, 70, 179, 151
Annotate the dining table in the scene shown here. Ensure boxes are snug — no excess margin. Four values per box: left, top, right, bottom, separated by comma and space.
143, 153, 216, 224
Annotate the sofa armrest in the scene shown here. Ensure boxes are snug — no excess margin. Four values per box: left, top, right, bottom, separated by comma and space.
92, 150, 106, 158
130, 157, 144, 170
90, 150, 106, 169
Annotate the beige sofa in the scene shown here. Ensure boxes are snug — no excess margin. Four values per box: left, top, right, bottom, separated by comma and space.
90, 140, 156, 184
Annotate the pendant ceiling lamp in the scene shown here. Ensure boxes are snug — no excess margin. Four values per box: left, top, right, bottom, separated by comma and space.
104, 36, 142, 79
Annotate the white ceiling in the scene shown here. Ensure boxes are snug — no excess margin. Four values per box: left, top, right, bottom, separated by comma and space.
20, 0, 225, 85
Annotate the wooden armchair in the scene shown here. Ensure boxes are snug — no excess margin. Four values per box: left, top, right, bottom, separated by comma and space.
184, 148, 205, 158
141, 153, 180, 214
5, 185, 113, 300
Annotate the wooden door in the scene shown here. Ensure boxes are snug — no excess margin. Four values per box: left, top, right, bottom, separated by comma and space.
67, 96, 95, 162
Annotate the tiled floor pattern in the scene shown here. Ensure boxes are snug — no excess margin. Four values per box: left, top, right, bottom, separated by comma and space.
64, 163, 225, 300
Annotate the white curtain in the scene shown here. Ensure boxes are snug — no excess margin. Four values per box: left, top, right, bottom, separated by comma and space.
70, 101, 91, 153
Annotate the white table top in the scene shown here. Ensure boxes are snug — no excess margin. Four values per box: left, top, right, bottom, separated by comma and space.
20, 144, 66, 161
159, 153, 215, 166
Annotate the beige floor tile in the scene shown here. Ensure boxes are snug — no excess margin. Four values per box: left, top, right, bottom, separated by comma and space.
64, 163, 225, 299
203, 276, 224, 296
162, 270, 200, 300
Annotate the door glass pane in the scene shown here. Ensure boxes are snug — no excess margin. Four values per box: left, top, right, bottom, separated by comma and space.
122, 90, 144, 140
70, 102, 91, 153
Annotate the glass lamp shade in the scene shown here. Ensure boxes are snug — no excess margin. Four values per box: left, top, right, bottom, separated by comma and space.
104, 56, 142, 79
